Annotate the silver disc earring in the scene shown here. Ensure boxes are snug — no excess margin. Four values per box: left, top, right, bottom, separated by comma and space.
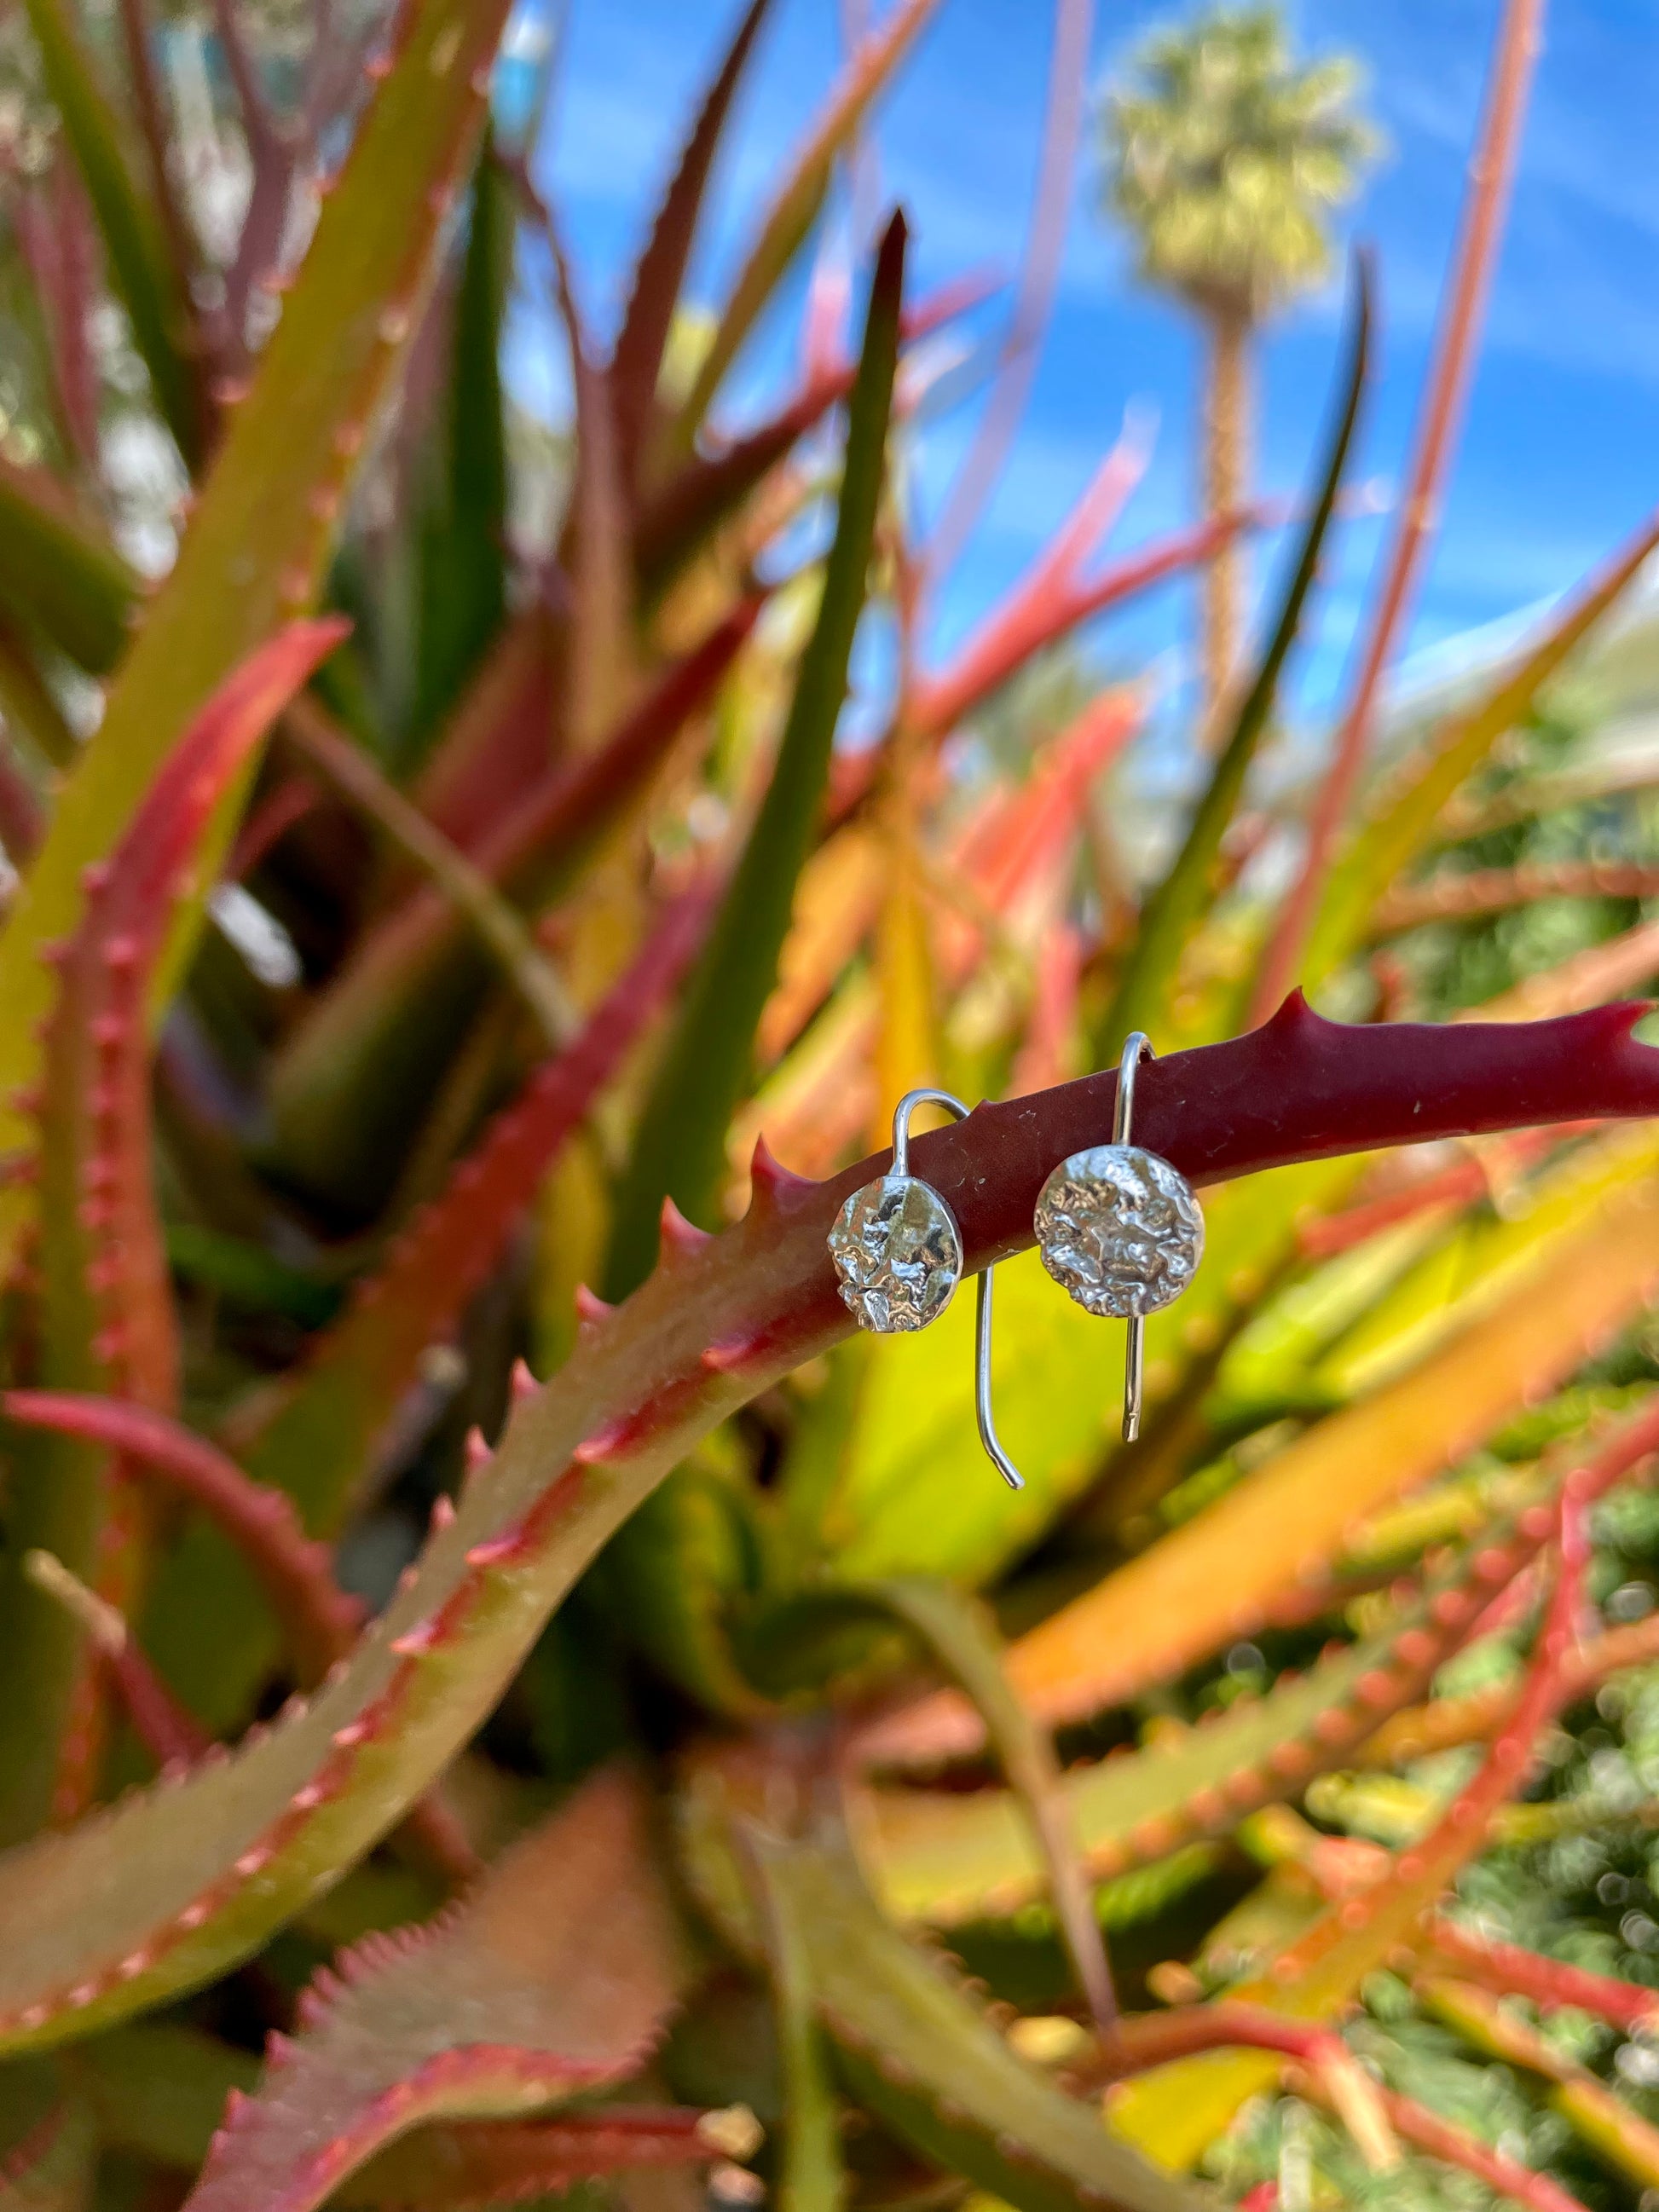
828, 1087, 1025, 1491
1033, 1033, 1203, 1444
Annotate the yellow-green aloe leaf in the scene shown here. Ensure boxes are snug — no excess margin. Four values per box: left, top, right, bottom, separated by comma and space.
805, 1157, 1358, 1592
662, 0, 938, 465
1311, 1121, 1659, 1399
864, 1169, 1659, 1765
0, 0, 515, 1286
1302, 502, 1659, 994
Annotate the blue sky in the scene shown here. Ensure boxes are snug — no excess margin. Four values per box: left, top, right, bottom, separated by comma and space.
509, 0, 1659, 757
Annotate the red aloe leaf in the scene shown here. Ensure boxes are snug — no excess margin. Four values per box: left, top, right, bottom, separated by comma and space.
1111, 2007, 1590, 2212
38, 618, 348, 1418
240, 886, 714, 1533
1429, 1918, 1659, 2036
1, 1392, 366, 1681
635, 274, 997, 597
1255, 0, 1545, 1019
909, 505, 1263, 744
609, 0, 775, 489
1285, 1486, 1589, 1990
266, 605, 755, 1209
182, 1766, 684, 2212
0, 621, 346, 1842
1374, 1597, 1659, 1766
349, 2103, 760, 2209
408, 609, 560, 861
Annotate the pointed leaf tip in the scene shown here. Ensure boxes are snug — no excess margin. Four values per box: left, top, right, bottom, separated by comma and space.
575, 1283, 618, 1332
750, 1132, 811, 1204
660, 1195, 714, 1258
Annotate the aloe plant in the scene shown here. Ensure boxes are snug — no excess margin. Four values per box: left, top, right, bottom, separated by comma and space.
7, 3, 1659, 2209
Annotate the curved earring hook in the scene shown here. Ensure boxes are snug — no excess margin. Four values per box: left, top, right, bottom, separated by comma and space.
892, 1088, 1025, 1492
1113, 1032, 1153, 1444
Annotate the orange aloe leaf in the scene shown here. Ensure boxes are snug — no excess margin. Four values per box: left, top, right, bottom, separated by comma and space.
1105, 1484, 1589, 2171
866, 1158, 1659, 1765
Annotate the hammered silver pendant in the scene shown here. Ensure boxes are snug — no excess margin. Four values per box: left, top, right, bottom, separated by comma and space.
1032, 1033, 1203, 1444
1033, 1144, 1204, 1320
829, 1171, 962, 1334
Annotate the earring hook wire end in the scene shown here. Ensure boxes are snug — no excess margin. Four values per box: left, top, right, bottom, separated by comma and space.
1114, 1032, 1155, 1443
888, 1086, 1026, 1492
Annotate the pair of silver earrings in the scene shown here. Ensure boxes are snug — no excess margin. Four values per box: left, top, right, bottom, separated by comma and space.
826, 1035, 1205, 1490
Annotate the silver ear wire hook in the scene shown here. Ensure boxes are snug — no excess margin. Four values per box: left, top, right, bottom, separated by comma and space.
1113, 1035, 1153, 1442
826, 1087, 1025, 1491
892, 1090, 1025, 1493
1033, 1031, 1205, 1447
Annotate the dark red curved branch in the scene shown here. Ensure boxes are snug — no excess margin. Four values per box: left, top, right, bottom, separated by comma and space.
850, 993, 1659, 1281
689, 993, 1659, 1410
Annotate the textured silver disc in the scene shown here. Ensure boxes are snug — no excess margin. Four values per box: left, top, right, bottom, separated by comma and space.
829, 1173, 962, 1334
1034, 1143, 1203, 1320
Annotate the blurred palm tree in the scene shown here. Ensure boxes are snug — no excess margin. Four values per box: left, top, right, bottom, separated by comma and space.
1101, 6, 1378, 725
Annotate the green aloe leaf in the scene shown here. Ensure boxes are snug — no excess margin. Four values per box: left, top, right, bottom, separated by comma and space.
0, 459, 138, 676
743, 1575, 1114, 2033
19, 0, 202, 462
750, 1835, 847, 2212
743, 1826, 1205, 2212
604, 210, 906, 1297
1101, 255, 1370, 1051
412, 141, 511, 749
